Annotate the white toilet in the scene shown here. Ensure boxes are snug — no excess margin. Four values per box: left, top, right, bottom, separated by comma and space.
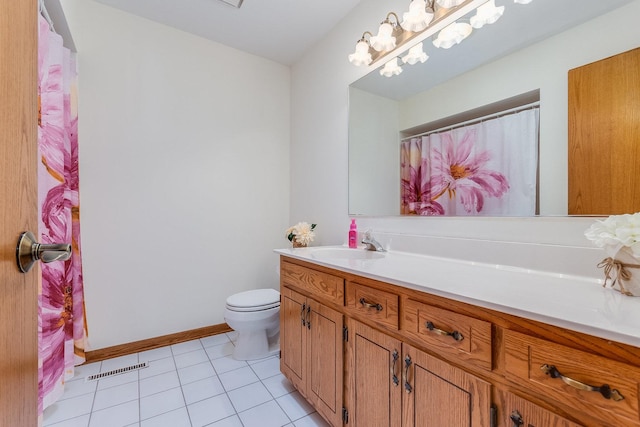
224, 288, 280, 361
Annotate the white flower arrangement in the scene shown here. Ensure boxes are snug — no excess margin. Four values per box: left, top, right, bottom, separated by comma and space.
286, 222, 317, 246
584, 212, 640, 258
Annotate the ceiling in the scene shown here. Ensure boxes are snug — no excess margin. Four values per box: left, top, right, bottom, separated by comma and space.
93, 0, 362, 65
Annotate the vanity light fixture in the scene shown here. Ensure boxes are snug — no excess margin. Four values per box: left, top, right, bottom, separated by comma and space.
380, 58, 403, 77
348, 32, 373, 66
433, 21, 472, 49
401, 0, 435, 32
370, 12, 402, 52
402, 42, 429, 65
470, 0, 504, 28
436, 0, 466, 7
514, 0, 533, 4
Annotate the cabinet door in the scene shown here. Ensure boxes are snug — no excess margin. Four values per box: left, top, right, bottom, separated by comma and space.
348, 319, 403, 427
403, 343, 491, 427
308, 300, 343, 427
499, 391, 583, 427
280, 287, 307, 395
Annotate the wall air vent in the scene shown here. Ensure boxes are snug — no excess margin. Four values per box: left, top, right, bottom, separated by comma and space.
85, 361, 149, 382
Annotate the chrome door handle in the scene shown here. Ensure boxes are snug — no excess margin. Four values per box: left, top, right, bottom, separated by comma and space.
16, 231, 71, 273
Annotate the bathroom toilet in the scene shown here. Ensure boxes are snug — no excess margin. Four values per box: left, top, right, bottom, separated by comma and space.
224, 288, 280, 361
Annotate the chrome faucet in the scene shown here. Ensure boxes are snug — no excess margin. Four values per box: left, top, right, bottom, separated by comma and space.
361, 230, 386, 252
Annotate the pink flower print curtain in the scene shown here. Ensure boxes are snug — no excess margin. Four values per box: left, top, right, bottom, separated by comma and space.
38, 15, 87, 414
401, 108, 539, 216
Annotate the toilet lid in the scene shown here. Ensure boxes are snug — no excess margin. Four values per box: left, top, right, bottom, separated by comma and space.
226, 289, 280, 311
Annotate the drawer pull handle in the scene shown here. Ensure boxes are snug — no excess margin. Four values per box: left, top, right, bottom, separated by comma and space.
391, 350, 399, 386
359, 297, 383, 311
425, 321, 464, 342
540, 364, 625, 401
509, 410, 524, 427
403, 355, 412, 393
301, 303, 306, 327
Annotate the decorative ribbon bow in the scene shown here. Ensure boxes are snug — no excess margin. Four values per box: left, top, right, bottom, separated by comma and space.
597, 257, 640, 296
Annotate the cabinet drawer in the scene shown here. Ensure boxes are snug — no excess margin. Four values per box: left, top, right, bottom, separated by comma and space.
403, 299, 492, 371
345, 282, 399, 330
504, 330, 640, 427
281, 261, 344, 306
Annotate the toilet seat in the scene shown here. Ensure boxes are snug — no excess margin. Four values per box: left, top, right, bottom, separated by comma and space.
226, 289, 280, 312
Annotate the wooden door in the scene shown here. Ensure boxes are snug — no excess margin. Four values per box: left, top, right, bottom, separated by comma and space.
280, 287, 307, 395
308, 300, 343, 427
347, 319, 402, 427
402, 343, 491, 427
0, 0, 39, 425
498, 391, 583, 427
568, 47, 640, 215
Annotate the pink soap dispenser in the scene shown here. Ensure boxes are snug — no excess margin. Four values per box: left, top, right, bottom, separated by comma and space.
348, 219, 358, 248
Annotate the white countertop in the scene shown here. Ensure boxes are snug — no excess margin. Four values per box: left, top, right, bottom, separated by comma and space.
275, 246, 640, 348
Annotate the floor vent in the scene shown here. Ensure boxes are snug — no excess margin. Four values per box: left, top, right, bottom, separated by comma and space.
85, 361, 149, 382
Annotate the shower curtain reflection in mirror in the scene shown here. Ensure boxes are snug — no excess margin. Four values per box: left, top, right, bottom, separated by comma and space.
401, 108, 539, 216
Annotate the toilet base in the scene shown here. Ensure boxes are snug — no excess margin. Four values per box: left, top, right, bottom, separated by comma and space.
232, 330, 280, 361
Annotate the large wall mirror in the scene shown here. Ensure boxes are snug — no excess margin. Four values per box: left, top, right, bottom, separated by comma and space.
348, 0, 636, 217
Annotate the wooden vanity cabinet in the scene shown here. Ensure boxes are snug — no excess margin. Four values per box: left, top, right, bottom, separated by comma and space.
280, 256, 640, 427
280, 284, 344, 426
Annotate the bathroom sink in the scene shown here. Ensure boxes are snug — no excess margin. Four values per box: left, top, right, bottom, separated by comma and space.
310, 247, 385, 260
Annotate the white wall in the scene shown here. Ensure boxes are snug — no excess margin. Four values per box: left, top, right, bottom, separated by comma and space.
61, 0, 290, 350
291, 1, 640, 275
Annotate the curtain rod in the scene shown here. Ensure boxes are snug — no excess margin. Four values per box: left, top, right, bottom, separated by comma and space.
401, 101, 540, 142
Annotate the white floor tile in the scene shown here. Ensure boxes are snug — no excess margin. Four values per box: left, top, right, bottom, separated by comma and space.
89, 400, 139, 427
140, 407, 191, 427
181, 375, 225, 405
218, 366, 260, 391
208, 415, 244, 427
293, 412, 331, 427
174, 348, 209, 369
205, 342, 235, 360
177, 361, 216, 385
45, 414, 90, 427
227, 381, 273, 413
138, 356, 176, 380
43, 393, 94, 425
140, 386, 185, 420
187, 393, 236, 427
250, 356, 281, 379
200, 334, 231, 348
276, 391, 315, 421
58, 377, 97, 401
73, 362, 102, 380
238, 400, 291, 427
262, 374, 295, 399
211, 355, 248, 374
138, 346, 173, 361
171, 339, 203, 355
139, 370, 181, 398
92, 381, 138, 412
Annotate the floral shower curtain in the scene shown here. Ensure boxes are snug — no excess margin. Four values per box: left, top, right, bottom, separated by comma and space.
38, 14, 87, 414
401, 108, 539, 216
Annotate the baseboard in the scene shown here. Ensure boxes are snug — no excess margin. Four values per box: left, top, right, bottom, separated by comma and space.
84, 323, 233, 364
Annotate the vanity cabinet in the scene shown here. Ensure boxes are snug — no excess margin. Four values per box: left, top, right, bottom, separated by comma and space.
280, 266, 344, 427
279, 256, 640, 427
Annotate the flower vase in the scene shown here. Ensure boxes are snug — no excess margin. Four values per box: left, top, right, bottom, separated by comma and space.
292, 240, 307, 248
599, 246, 640, 296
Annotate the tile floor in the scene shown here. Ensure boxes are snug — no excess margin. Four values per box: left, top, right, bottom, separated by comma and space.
43, 332, 330, 427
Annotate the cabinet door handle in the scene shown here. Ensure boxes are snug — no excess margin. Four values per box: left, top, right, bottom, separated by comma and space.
301, 303, 306, 327
509, 410, 524, 427
359, 297, 383, 311
403, 355, 412, 393
306, 305, 311, 330
391, 350, 399, 386
541, 364, 625, 401
425, 321, 464, 342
